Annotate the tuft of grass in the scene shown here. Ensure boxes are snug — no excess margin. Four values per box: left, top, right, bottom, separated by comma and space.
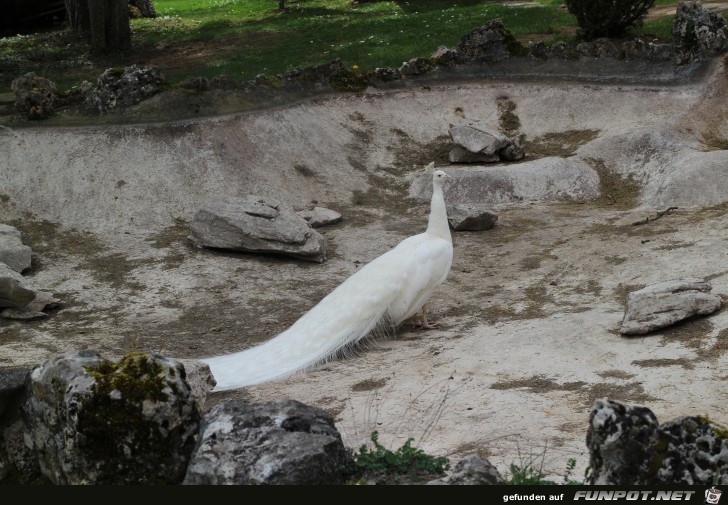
344, 430, 450, 484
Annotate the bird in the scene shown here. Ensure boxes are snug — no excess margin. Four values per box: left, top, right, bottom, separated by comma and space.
201, 163, 453, 392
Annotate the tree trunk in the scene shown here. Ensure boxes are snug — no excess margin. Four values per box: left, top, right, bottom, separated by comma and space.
87, 0, 131, 53
64, 0, 90, 32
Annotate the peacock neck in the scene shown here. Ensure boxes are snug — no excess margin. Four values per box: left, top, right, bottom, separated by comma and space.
427, 180, 451, 242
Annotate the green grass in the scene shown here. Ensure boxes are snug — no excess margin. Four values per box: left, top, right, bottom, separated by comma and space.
0, 0, 685, 94
344, 430, 450, 484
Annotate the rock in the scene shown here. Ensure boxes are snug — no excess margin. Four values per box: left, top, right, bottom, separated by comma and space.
0, 262, 35, 309
297, 207, 342, 228
183, 398, 353, 485
449, 122, 510, 155
620, 278, 722, 335
188, 195, 328, 263
0, 367, 40, 484
128, 0, 157, 18
399, 57, 436, 77
279, 58, 344, 87
447, 205, 498, 231
499, 133, 525, 161
448, 146, 500, 163
426, 454, 501, 485
0, 224, 32, 273
374, 67, 402, 83
84, 65, 166, 114
576, 38, 619, 59
673, 1, 728, 65
176, 359, 216, 414
22, 351, 200, 484
456, 19, 520, 64
11, 73, 57, 120
0, 290, 59, 320
410, 157, 600, 206
431, 46, 459, 67
587, 398, 728, 485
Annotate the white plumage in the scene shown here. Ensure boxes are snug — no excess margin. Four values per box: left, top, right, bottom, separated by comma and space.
202, 164, 453, 392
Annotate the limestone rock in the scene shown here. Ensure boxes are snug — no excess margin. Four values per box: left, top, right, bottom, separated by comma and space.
673, 1, 728, 65
0, 262, 35, 309
188, 195, 328, 263
448, 146, 500, 163
84, 65, 166, 114
449, 122, 510, 155
456, 19, 518, 64
587, 398, 728, 485
11, 73, 57, 120
0, 224, 32, 273
297, 207, 342, 228
447, 204, 498, 231
620, 278, 722, 335
183, 398, 353, 485
410, 158, 600, 206
22, 351, 200, 484
427, 454, 501, 485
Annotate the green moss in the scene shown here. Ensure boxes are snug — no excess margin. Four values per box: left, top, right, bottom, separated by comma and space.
77, 353, 182, 483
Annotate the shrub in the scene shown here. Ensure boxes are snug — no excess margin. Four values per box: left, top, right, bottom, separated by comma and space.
565, 0, 656, 40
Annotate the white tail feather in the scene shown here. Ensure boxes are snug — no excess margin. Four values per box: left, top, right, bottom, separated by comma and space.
201, 166, 453, 391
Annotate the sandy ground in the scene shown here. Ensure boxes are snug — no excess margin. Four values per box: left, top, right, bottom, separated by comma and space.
1, 56, 728, 481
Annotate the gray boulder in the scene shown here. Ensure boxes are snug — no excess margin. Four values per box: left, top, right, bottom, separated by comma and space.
673, 1, 728, 65
399, 57, 436, 77
84, 65, 166, 114
449, 122, 510, 155
587, 398, 728, 485
183, 398, 353, 485
456, 19, 519, 64
448, 145, 500, 163
0, 367, 41, 484
0, 224, 32, 273
620, 278, 722, 335
297, 206, 342, 228
22, 350, 200, 484
0, 262, 35, 309
11, 73, 57, 120
427, 454, 501, 485
410, 158, 600, 207
447, 205, 498, 231
188, 195, 328, 263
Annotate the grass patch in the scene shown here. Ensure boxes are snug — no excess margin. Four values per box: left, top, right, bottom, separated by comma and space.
344, 430, 450, 484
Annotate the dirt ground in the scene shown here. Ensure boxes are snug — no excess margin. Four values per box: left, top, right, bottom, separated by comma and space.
2, 53, 728, 481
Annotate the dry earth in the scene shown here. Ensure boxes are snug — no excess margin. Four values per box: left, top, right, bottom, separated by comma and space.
2, 54, 728, 481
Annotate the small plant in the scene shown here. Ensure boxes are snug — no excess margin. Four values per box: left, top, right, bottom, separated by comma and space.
344, 431, 450, 484
565, 0, 656, 41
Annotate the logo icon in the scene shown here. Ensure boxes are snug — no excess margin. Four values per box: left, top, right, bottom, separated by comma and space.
706, 488, 722, 505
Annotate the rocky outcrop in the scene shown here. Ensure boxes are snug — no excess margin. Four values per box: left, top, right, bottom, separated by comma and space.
673, 1, 728, 65
188, 195, 328, 263
410, 158, 600, 207
456, 19, 523, 63
620, 278, 723, 335
21, 351, 201, 484
587, 398, 728, 485
11, 72, 57, 120
183, 399, 353, 485
83, 65, 166, 114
